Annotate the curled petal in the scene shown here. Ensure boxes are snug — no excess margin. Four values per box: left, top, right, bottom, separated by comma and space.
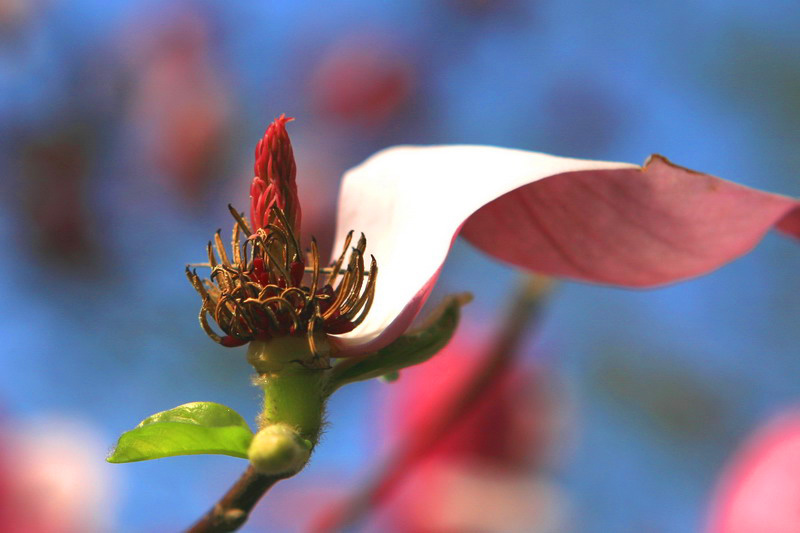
331, 145, 800, 353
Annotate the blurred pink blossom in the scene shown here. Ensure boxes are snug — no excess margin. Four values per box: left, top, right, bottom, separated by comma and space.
383, 336, 556, 469
374, 336, 568, 532
20, 128, 96, 265
0, 0, 36, 39
0, 416, 116, 533
123, 5, 231, 202
707, 409, 800, 533
309, 36, 416, 128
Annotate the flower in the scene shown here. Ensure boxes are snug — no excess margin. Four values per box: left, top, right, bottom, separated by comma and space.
188, 116, 800, 361
706, 408, 800, 533
187, 115, 377, 366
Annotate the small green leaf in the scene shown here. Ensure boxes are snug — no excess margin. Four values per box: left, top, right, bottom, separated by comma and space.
107, 402, 254, 463
326, 294, 470, 394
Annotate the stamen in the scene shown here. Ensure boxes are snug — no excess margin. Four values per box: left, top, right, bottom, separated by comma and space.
199, 306, 224, 343
339, 248, 366, 316
262, 246, 291, 283
214, 294, 235, 326
306, 313, 319, 357
323, 267, 352, 320
242, 235, 251, 269
228, 204, 253, 236
344, 255, 378, 320
230, 307, 255, 338
272, 208, 301, 257
280, 286, 307, 305
188, 207, 377, 361
231, 221, 242, 265
347, 279, 376, 329
308, 238, 319, 300
327, 230, 353, 284
265, 223, 297, 265
257, 284, 282, 300
214, 230, 230, 266
186, 268, 209, 300
207, 241, 218, 268
244, 296, 301, 332
210, 265, 234, 294
354, 232, 367, 255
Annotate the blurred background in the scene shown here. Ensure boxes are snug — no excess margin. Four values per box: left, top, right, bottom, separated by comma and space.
0, 0, 799, 531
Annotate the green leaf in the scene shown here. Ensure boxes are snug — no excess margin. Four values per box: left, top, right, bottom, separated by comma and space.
107, 402, 254, 463
325, 294, 470, 394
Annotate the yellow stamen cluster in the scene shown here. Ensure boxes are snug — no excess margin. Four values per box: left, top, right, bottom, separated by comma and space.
186, 205, 377, 367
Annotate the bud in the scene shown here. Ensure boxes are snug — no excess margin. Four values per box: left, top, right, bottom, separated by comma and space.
248, 424, 311, 477
250, 115, 301, 233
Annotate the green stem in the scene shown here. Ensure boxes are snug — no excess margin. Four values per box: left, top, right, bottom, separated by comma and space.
256, 367, 325, 444
247, 337, 328, 445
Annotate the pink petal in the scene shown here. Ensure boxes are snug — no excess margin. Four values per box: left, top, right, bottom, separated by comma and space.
707, 409, 800, 533
330, 146, 800, 353
463, 155, 800, 286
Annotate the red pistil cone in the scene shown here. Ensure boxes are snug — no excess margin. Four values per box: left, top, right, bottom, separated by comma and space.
250, 115, 301, 233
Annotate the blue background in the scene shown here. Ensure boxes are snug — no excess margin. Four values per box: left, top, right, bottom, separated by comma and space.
1, 0, 799, 531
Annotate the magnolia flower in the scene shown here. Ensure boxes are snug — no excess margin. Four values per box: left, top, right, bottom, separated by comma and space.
188, 116, 800, 364
706, 409, 800, 533
187, 115, 378, 366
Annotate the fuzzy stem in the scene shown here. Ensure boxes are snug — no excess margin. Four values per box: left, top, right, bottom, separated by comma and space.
247, 337, 328, 442
256, 368, 325, 444
187, 342, 327, 533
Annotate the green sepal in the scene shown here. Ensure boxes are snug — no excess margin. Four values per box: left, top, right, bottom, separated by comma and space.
325, 294, 469, 395
107, 401, 254, 463
379, 370, 400, 383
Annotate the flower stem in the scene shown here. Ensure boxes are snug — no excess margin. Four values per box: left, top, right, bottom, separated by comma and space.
256, 367, 326, 442
185, 466, 283, 533
187, 361, 326, 532
309, 274, 553, 532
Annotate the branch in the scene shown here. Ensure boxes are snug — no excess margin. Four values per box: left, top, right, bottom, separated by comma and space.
310, 274, 553, 532
186, 466, 284, 533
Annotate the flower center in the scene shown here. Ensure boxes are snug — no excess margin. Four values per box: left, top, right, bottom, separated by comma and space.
187, 208, 377, 368
186, 115, 377, 367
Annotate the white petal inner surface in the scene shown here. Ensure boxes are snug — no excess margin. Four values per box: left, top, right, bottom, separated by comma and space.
330, 145, 635, 350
